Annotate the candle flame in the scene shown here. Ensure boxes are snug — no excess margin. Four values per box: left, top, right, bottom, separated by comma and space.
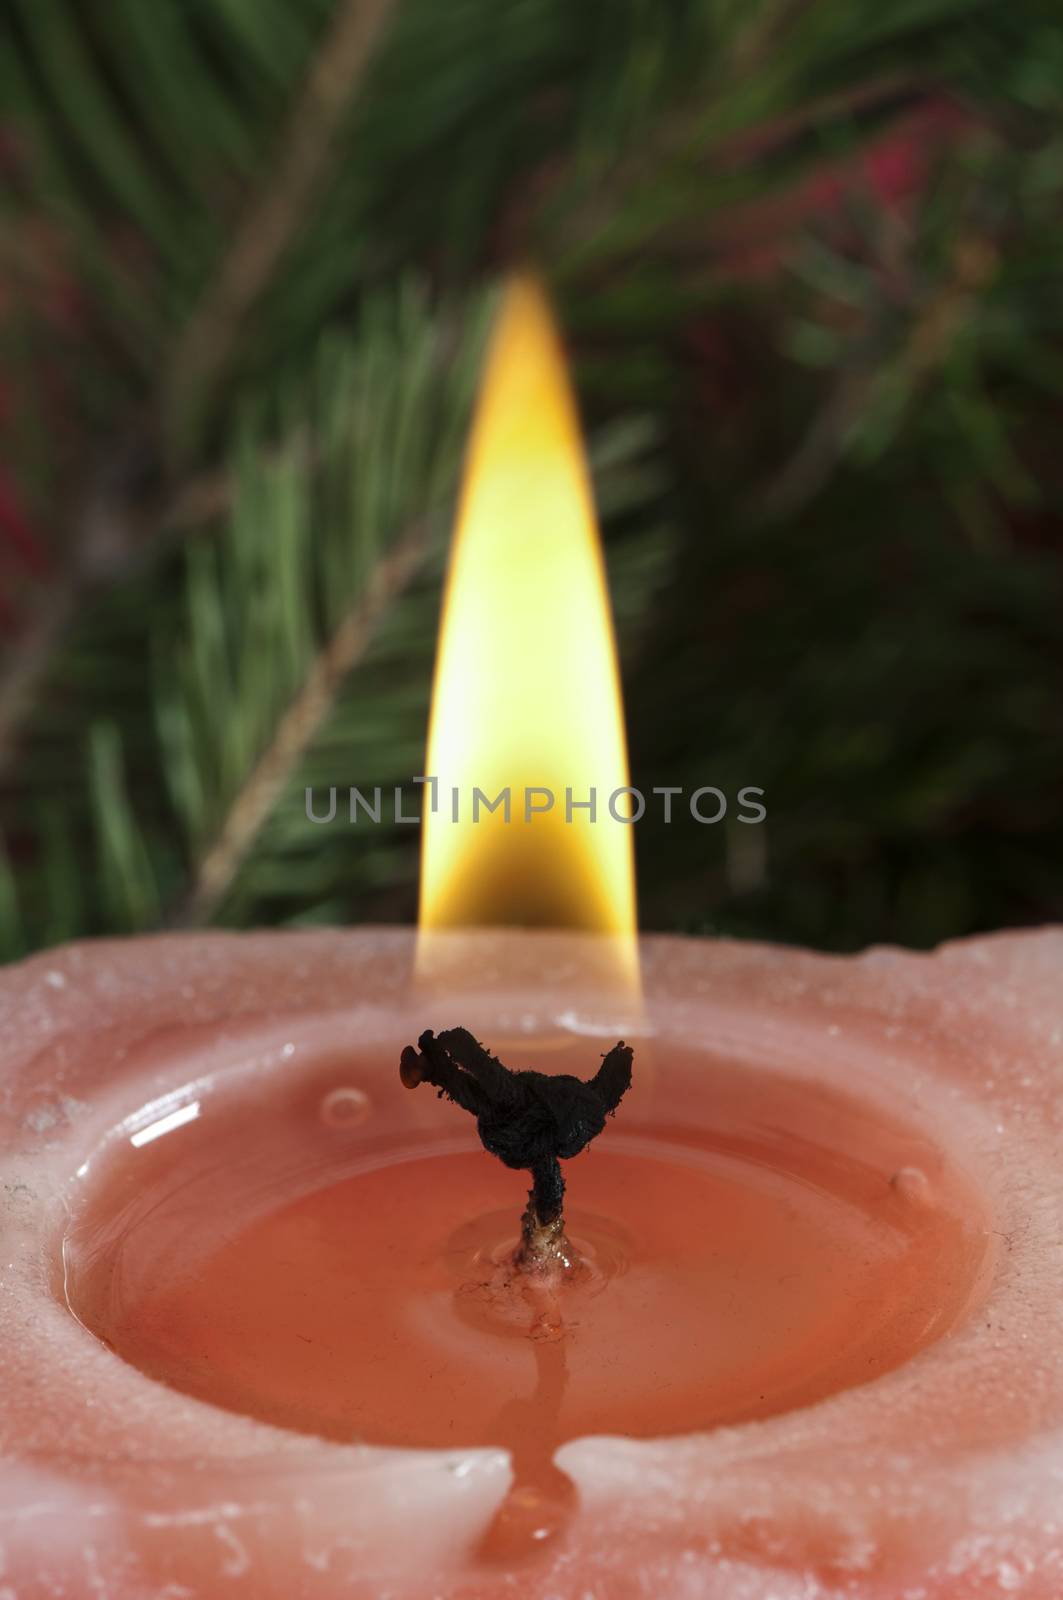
418, 278, 637, 982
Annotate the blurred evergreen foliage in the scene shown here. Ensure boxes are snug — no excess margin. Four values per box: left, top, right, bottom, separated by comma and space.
0, 0, 1061, 956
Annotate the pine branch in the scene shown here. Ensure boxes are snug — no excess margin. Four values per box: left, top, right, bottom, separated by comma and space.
214, 412, 672, 929
0, 0, 398, 789
5, 0, 1058, 961
171, 519, 428, 926
545, 40, 926, 282
106, 284, 490, 930
0, 259, 669, 953
0, 449, 287, 781
755, 173, 1004, 521
168, 0, 399, 450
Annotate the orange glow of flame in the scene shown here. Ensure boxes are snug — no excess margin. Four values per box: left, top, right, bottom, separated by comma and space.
418, 277, 637, 978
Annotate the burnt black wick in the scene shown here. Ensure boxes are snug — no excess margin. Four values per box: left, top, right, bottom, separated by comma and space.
399, 1027, 633, 1269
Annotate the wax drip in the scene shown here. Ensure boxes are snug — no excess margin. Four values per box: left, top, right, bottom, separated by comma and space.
399, 1027, 633, 1270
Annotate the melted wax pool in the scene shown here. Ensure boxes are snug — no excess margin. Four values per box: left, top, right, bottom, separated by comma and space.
61, 1037, 992, 1469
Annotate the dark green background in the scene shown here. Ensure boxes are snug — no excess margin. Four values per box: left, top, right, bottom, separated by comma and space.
1, 0, 1061, 955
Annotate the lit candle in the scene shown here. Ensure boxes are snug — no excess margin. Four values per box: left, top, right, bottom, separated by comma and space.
1, 284, 1060, 1599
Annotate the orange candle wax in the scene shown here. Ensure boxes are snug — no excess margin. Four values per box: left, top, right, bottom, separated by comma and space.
1, 925, 1060, 1597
